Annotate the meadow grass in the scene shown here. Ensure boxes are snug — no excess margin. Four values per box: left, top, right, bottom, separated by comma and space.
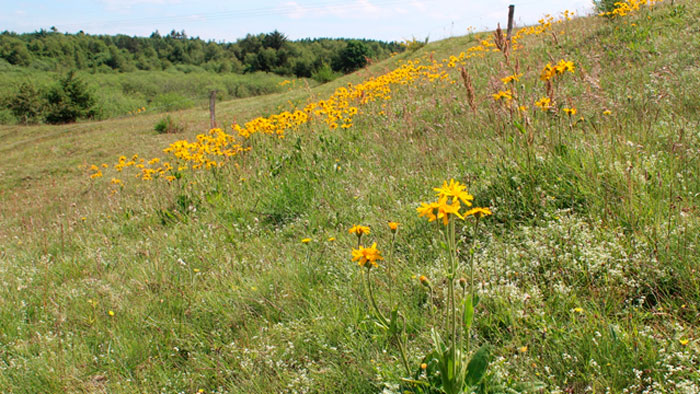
0, 1, 698, 393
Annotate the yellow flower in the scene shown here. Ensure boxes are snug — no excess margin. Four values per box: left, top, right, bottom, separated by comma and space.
540, 63, 556, 81
436, 197, 464, 226
388, 221, 400, 232
351, 243, 383, 268
301, 238, 312, 243
348, 225, 371, 236
465, 207, 492, 218
90, 171, 103, 179
555, 59, 575, 74
535, 97, 551, 111
110, 178, 122, 185
327, 237, 336, 242
501, 73, 523, 84
108, 310, 115, 316
679, 339, 689, 346
603, 110, 612, 115
519, 346, 528, 353
492, 90, 513, 102
563, 107, 577, 116
434, 179, 473, 206
420, 363, 428, 370
417, 200, 440, 222
573, 307, 584, 313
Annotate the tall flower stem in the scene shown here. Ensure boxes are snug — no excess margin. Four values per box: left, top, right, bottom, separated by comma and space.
366, 267, 411, 376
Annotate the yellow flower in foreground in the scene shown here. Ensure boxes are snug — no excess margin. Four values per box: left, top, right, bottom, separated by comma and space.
351, 243, 383, 268
573, 307, 584, 313
301, 238, 311, 244
465, 207, 492, 218
108, 310, 115, 316
417, 200, 440, 222
388, 221, 400, 232
434, 179, 473, 206
110, 178, 122, 185
328, 237, 336, 242
519, 346, 528, 353
348, 225, 371, 236
603, 110, 612, 115
679, 339, 689, 346
436, 197, 464, 226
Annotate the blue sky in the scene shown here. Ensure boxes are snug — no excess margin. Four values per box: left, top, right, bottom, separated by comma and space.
1, 0, 593, 42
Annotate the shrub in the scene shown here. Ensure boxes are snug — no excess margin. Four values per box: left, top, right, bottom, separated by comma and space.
154, 115, 184, 134
311, 63, 340, 84
594, 0, 619, 13
6, 82, 46, 124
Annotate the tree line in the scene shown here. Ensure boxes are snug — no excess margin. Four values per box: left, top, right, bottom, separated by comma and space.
0, 28, 403, 78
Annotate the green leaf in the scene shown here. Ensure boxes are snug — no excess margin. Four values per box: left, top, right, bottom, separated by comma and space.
463, 296, 474, 330
465, 345, 491, 386
513, 120, 526, 134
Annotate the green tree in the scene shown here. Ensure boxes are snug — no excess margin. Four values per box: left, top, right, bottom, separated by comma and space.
45, 71, 96, 124
7, 82, 46, 124
334, 40, 370, 73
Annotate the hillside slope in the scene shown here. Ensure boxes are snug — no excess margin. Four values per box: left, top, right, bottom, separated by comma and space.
1, 1, 698, 393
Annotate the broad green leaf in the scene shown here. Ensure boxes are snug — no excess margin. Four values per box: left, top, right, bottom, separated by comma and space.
465, 345, 491, 386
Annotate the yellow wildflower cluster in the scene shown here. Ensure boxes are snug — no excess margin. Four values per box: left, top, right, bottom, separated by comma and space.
231, 58, 447, 139
163, 128, 250, 170
540, 60, 575, 81
128, 107, 147, 115
600, 0, 664, 18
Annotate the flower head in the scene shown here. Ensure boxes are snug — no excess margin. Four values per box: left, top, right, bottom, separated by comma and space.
436, 197, 464, 225
301, 238, 311, 244
388, 221, 400, 232
563, 107, 577, 116
433, 179, 473, 206
351, 243, 383, 268
465, 207, 492, 219
348, 225, 371, 236
535, 97, 551, 111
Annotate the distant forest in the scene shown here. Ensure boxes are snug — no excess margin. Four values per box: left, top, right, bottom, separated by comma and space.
0, 28, 404, 77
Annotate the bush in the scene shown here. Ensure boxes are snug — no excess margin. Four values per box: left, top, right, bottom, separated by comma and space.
311, 63, 340, 84
154, 115, 184, 134
6, 82, 46, 124
44, 71, 96, 124
594, 0, 619, 13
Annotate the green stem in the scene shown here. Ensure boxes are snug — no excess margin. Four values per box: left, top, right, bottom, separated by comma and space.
366, 268, 389, 328
395, 315, 412, 377
388, 232, 396, 308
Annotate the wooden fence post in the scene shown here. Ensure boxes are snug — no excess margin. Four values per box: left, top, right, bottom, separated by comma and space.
209, 90, 217, 129
506, 5, 515, 44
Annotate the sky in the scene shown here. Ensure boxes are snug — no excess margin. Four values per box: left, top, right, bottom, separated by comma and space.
0, 0, 593, 43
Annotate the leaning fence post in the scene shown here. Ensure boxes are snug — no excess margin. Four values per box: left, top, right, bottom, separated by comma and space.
506, 5, 515, 44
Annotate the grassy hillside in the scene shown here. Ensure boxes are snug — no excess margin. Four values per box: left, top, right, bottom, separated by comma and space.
0, 68, 300, 124
1, 1, 698, 393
